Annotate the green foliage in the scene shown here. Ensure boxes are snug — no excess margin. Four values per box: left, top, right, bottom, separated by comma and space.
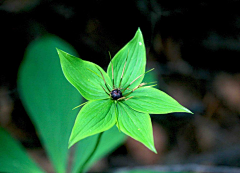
0, 28, 192, 173
0, 34, 125, 173
116, 102, 156, 153
72, 126, 125, 173
106, 28, 146, 89
0, 128, 44, 173
126, 87, 192, 114
58, 49, 112, 100
68, 99, 116, 148
18, 35, 81, 173
58, 28, 192, 154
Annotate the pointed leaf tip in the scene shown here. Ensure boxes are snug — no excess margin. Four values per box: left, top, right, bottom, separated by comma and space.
57, 49, 112, 100
151, 146, 158, 154
135, 28, 143, 38
56, 48, 64, 57
107, 27, 146, 90
137, 27, 142, 33
56, 47, 62, 54
184, 107, 193, 114
68, 140, 74, 149
116, 102, 157, 153
125, 87, 193, 115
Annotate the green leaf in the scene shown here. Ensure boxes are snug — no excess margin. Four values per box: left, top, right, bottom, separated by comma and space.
116, 102, 156, 153
69, 99, 116, 148
107, 28, 146, 90
57, 49, 112, 100
72, 126, 126, 173
125, 87, 192, 114
18, 35, 82, 173
0, 128, 45, 173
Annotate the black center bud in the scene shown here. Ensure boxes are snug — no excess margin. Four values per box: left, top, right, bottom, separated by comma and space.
111, 89, 123, 100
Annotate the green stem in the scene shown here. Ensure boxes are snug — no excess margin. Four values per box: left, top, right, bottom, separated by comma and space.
79, 132, 104, 173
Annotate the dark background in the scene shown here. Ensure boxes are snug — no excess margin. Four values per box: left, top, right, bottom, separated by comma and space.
1, 0, 240, 172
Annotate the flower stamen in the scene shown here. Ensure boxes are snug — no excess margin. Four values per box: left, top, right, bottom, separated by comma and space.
122, 68, 154, 93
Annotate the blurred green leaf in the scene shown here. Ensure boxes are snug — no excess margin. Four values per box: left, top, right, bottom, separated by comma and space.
0, 128, 44, 173
18, 35, 82, 173
72, 126, 126, 173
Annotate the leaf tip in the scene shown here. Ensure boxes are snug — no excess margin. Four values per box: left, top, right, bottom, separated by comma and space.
56, 47, 61, 54
56, 48, 69, 58
136, 27, 142, 36
68, 139, 75, 149
150, 145, 158, 154
134, 27, 144, 46
187, 108, 194, 114
182, 106, 193, 114
147, 141, 158, 154
137, 27, 141, 32
56, 48, 65, 60
153, 149, 158, 154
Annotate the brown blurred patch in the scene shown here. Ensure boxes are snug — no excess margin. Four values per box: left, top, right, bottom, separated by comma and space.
125, 122, 168, 165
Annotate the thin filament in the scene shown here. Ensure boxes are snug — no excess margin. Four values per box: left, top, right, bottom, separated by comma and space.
122, 68, 154, 93
123, 83, 157, 98
100, 85, 110, 95
96, 66, 111, 92
108, 51, 115, 88
72, 101, 88, 110
119, 50, 130, 88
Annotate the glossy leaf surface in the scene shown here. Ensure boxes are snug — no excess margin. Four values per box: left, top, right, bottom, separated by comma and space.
107, 28, 146, 90
116, 102, 156, 153
58, 49, 112, 100
69, 99, 116, 148
58, 28, 192, 157
125, 87, 192, 114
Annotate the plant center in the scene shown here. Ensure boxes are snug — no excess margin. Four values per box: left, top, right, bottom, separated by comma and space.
110, 89, 123, 100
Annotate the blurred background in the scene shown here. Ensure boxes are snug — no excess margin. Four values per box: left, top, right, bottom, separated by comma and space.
1, 0, 240, 172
